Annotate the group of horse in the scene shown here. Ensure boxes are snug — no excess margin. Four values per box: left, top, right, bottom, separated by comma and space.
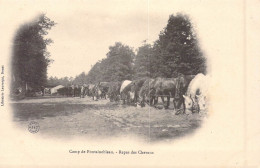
57, 85, 82, 97
79, 73, 209, 114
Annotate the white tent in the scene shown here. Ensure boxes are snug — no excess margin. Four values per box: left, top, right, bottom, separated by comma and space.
50, 85, 64, 94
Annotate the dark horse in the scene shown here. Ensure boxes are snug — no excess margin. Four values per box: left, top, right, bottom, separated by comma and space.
87, 84, 96, 100
120, 78, 147, 106
97, 82, 110, 99
129, 78, 147, 105
138, 78, 156, 106
151, 75, 195, 112
174, 75, 195, 114
151, 77, 178, 109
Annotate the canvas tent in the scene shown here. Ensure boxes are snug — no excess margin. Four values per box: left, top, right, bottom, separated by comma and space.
50, 85, 64, 95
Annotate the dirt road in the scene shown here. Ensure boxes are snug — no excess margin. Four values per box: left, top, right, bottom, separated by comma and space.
11, 96, 205, 142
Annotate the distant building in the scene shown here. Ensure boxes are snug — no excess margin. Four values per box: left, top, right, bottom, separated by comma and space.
50, 85, 64, 95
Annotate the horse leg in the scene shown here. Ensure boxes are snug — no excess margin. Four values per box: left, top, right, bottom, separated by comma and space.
161, 96, 165, 107
174, 98, 183, 115
141, 96, 145, 106
182, 98, 186, 114
161, 96, 164, 104
153, 96, 158, 106
177, 98, 184, 113
166, 96, 170, 109
173, 99, 177, 110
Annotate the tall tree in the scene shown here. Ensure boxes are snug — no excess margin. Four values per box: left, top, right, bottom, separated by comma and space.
86, 61, 104, 83
86, 42, 135, 83
105, 42, 135, 81
153, 13, 206, 77
133, 43, 152, 79
76, 14, 206, 85
11, 14, 56, 95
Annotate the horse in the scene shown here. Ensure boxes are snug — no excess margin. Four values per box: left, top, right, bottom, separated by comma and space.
138, 78, 156, 107
107, 82, 121, 102
97, 82, 110, 99
80, 84, 88, 98
151, 77, 178, 109
93, 84, 102, 100
87, 84, 96, 99
183, 73, 209, 113
129, 78, 147, 105
174, 74, 196, 114
120, 80, 132, 104
74, 85, 81, 97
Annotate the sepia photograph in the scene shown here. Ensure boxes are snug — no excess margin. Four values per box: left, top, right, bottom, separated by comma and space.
0, 0, 260, 167
10, 10, 209, 142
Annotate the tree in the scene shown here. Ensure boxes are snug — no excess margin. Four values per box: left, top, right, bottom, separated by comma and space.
85, 42, 135, 83
105, 42, 135, 81
47, 76, 72, 87
74, 72, 87, 85
153, 13, 206, 77
11, 14, 56, 97
133, 43, 152, 79
149, 40, 167, 78
86, 61, 104, 83
74, 13, 207, 85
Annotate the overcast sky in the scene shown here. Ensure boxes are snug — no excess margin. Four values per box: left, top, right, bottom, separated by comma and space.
9, 0, 241, 79
45, 1, 164, 78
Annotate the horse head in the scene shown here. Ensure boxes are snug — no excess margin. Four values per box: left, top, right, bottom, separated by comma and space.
183, 94, 194, 110
196, 94, 207, 110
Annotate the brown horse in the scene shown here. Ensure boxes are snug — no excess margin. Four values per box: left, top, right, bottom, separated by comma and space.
150, 74, 195, 111
138, 78, 156, 107
174, 74, 196, 114
125, 78, 147, 105
151, 77, 178, 109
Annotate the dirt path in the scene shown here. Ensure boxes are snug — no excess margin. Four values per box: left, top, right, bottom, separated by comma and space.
11, 97, 205, 142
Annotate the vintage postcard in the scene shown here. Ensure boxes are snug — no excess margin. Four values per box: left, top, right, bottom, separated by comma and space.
0, 0, 259, 167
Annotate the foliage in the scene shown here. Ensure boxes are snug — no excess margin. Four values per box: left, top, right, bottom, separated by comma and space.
86, 42, 135, 83
83, 13, 206, 83
47, 76, 73, 87
12, 13, 207, 95
150, 13, 206, 77
11, 14, 56, 92
133, 43, 152, 79
73, 72, 87, 85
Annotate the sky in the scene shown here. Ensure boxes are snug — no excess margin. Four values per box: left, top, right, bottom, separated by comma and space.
45, 0, 165, 78
3, 0, 243, 79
